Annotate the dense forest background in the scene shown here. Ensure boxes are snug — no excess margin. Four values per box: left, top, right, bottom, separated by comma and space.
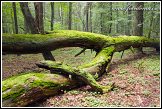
2, 2, 160, 38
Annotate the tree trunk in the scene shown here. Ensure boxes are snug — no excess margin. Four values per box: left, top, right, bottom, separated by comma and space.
60, 3, 64, 25
68, 2, 72, 30
108, 2, 112, 34
34, 2, 44, 34
89, 3, 92, 32
51, 2, 54, 31
85, 2, 91, 32
100, 13, 103, 34
85, 6, 89, 32
126, 2, 132, 36
43, 2, 45, 19
116, 4, 119, 34
148, 3, 155, 38
24, 18, 30, 34
133, 2, 144, 36
20, 2, 55, 68
133, 2, 144, 52
12, 2, 18, 34
20, 2, 38, 34
11, 10, 14, 34
2, 30, 160, 106
76, 3, 85, 31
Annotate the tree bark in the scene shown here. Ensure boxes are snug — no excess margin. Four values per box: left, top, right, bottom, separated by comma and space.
34, 2, 44, 34
2, 30, 160, 106
68, 2, 72, 30
20, 2, 38, 34
89, 3, 92, 32
126, 2, 132, 36
148, 3, 155, 38
51, 2, 54, 31
108, 2, 112, 34
59, 3, 64, 25
12, 2, 18, 34
116, 3, 119, 34
85, 2, 91, 32
133, 2, 144, 36
24, 18, 30, 34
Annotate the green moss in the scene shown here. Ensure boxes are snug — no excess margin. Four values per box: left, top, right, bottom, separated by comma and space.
3, 85, 25, 100
2, 33, 55, 43
2, 30, 109, 44
112, 36, 159, 45
2, 72, 70, 100
79, 46, 115, 69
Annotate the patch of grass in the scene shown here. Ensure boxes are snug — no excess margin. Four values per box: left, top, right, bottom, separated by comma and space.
127, 77, 136, 84
142, 90, 151, 96
119, 69, 128, 74
135, 76, 148, 85
82, 96, 108, 107
113, 49, 135, 59
132, 55, 160, 72
68, 90, 81, 95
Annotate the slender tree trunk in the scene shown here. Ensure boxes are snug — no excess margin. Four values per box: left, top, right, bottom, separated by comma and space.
85, 3, 90, 32
89, 3, 92, 32
100, 13, 103, 34
68, 2, 72, 30
51, 2, 54, 31
11, 10, 14, 34
116, 4, 119, 34
60, 3, 64, 25
108, 2, 112, 34
99, 3, 104, 34
12, 2, 18, 34
148, 3, 155, 38
126, 2, 132, 36
85, 8, 89, 32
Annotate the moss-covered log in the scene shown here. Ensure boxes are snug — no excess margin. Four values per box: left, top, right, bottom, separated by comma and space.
2, 72, 80, 107
2, 30, 160, 107
2, 30, 159, 54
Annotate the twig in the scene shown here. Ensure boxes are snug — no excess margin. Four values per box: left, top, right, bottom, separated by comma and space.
75, 48, 86, 57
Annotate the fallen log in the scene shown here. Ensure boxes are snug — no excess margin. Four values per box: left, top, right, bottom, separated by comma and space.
2, 30, 160, 106
2, 30, 159, 54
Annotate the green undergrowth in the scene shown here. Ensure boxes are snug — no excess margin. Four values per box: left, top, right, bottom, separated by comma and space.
43, 47, 160, 107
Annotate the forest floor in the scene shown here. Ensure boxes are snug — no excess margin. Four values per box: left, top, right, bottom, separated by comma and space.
2, 47, 160, 107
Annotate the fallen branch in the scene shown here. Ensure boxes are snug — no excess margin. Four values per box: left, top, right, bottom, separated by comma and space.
75, 48, 86, 57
